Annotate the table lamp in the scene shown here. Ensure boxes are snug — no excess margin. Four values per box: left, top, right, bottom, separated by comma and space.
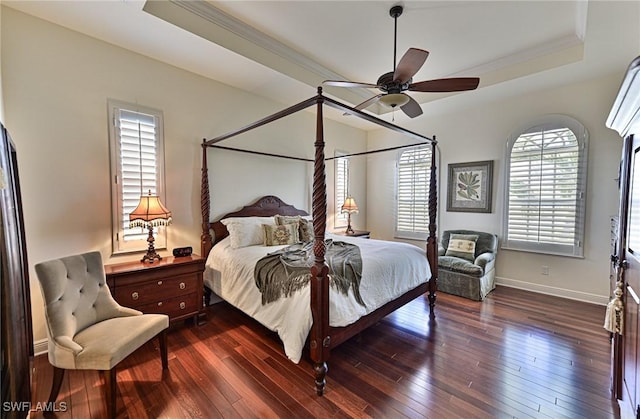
341, 196, 359, 235
129, 190, 172, 263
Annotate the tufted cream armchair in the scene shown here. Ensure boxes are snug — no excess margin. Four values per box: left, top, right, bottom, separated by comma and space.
35, 251, 169, 418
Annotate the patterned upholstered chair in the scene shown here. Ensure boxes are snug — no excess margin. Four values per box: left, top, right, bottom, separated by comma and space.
438, 230, 498, 301
35, 251, 169, 418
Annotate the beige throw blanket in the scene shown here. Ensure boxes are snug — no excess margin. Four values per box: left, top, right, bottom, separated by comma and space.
254, 239, 365, 307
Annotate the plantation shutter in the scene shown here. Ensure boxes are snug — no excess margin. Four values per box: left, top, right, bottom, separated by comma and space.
109, 100, 166, 254
118, 109, 159, 241
396, 145, 431, 239
335, 155, 349, 226
504, 120, 587, 257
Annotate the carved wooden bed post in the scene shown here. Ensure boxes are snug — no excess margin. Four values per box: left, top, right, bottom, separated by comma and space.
310, 87, 330, 395
201, 140, 212, 258
427, 139, 438, 318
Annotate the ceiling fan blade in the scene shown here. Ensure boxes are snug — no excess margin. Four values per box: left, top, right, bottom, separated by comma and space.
393, 48, 429, 84
353, 94, 383, 110
323, 80, 380, 89
342, 94, 383, 116
400, 95, 423, 118
409, 77, 480, 93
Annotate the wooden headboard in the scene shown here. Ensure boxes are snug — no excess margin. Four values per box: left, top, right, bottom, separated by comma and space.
209, 195, 309, 248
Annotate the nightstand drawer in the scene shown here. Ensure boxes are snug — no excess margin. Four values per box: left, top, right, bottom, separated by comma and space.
110, 264, 202, 286
136, 292, 199, 319
113, 274, 198, 307
105, 255, 205, 324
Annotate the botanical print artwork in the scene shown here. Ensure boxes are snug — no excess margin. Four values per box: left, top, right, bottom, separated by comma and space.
456, 170, 482, 201
447, 160, 493, 213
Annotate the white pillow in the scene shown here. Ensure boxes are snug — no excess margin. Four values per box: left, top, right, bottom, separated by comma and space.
221, 216, 275, 249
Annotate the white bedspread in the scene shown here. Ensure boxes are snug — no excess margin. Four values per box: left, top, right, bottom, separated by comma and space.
204, 233, 430, 363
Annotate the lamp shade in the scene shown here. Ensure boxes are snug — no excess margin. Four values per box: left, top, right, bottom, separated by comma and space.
379, 93, 410, 108
341, 196, 359, 214
129, 191, 172, 228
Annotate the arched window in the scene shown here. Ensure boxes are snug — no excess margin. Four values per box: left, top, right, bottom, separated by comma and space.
396, 144, 432, 239
503, 115, 588, 257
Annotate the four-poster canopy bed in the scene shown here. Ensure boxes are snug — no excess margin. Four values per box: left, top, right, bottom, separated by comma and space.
199, 87, 438, 395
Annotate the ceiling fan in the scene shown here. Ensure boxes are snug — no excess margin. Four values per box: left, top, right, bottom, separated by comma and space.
323, 5, 480, 119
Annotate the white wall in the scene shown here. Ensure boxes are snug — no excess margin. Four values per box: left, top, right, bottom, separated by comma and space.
1, 7, 366, 345
367, 73, 625, 304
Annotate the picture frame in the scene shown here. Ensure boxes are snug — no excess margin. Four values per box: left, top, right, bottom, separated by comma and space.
447, 160, 493, 213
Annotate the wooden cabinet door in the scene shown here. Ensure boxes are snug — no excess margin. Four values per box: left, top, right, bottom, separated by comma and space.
623, 134, 640, 415
624, 283, 639, 412
0, 125, 32, 418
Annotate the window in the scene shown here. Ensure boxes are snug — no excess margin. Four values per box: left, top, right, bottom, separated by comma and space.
335, 153, 349, 228
396, 144, 432, 240
503, 115, 588, 257
108, 100, 167, 254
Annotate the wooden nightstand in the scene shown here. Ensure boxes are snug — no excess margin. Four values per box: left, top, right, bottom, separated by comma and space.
105, 255, 205, 324
333, 230, 370, 239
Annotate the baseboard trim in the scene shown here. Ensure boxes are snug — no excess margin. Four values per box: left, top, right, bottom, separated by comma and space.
33, 338, 48, 357
496, 276, 609, 305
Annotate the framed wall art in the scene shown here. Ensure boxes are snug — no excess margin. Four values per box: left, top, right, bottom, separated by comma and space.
447, 160, 493, 213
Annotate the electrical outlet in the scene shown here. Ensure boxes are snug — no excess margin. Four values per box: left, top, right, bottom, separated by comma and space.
541, 265, 550, 275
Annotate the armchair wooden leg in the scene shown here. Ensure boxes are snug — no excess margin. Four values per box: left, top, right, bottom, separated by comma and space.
44, 367, 65, 415
103, 368, 117, 419
159, 330, 168, 370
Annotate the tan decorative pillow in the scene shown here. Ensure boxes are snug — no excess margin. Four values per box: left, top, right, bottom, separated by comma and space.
275, 214, 315, 242
445, 234, 479, 262
263, 223, 299, 246
299, 218, 314, 242
275, 215, 301, 226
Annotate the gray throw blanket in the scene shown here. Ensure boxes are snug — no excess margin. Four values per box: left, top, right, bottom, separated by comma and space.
254, 239, 365, 307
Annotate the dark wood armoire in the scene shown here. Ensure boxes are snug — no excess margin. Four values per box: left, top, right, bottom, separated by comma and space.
0, 123, 33, 418
607, 56, 640, 418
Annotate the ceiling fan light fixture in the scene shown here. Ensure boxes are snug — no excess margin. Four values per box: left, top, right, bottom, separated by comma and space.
322, 5, 479, 119
379, 93, 410, 108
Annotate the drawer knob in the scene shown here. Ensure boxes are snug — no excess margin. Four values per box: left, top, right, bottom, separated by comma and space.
157, 302, 163, 307
157, 280, 163, 286
132, 292, 139, 300
179, 282, 186, 290
180, 302, 186, 310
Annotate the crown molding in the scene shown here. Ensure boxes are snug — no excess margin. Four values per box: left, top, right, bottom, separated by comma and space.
171, 1, 337, 81
144, 0, 589, 114
144, 0, 375, 109
450, 34, 584, 80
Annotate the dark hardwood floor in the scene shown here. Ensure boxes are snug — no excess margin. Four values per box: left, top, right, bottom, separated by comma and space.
30, 286, 619, 418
